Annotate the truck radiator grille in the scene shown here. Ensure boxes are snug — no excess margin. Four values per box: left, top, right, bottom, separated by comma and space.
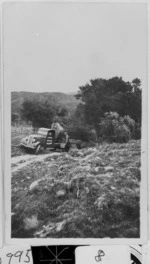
28, 136, 33, 145
47, 136, 53, 145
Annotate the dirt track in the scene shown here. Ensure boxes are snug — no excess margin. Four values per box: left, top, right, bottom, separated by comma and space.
11, 152, 62, 173
11, 140, 141, 239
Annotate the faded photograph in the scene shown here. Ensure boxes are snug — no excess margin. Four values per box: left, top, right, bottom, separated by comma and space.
3, 2, 147, 239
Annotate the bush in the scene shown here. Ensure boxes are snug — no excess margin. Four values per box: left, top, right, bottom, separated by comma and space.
67, 126, 97, 142
99, 112, 135, 143
21, 99, 56, 128
123, 115, 135, 134
114, 123, 131, 143
133, 122, 141, 139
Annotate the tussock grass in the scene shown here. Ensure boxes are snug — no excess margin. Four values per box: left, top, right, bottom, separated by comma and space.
11, 140, 140, 238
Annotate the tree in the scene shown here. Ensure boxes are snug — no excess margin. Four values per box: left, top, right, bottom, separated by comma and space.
21, 99, 56, 128
130, 79, 142, 123
75, 77, 141, 133
57, 107, 68, 117
132, 78, 141, 91
11, 112, 21, 126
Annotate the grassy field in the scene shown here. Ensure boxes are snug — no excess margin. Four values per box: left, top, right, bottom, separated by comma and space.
11, 131, 141, 238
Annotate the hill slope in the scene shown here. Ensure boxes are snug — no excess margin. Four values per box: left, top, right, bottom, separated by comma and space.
11, 91, 79, 114
11, 140, 140, 238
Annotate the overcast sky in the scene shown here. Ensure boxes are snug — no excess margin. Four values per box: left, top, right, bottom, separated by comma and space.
3, 2, 147, 93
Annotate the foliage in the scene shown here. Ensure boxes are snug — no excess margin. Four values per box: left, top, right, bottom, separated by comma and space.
21, 99, 57, 128
16, 76, 141, 141
99, 112, 135, 143
123, 115, 135, 134
75, 77, 141, 134
11, 91, 79, 117
67, 125, 97, 142
57, 106, 68, 117
11, 112, 21, 125
133, 123, 141, 140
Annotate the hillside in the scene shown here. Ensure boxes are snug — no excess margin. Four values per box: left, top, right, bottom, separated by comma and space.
11, 139, 140, 238
11, 91, 79, 114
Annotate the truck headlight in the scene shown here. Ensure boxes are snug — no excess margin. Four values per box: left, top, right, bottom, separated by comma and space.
32, 138, 36, 143
21, 138, 27, 143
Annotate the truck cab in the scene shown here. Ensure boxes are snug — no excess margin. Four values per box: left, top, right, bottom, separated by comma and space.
20, 128, 70, 154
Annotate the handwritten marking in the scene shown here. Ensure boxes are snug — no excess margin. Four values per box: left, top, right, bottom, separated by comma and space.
95, 250, 105, 262
6, 249, 31, 264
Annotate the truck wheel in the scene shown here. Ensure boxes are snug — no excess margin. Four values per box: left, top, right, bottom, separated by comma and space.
35, 144, 41, 155
65, 143, 70, 152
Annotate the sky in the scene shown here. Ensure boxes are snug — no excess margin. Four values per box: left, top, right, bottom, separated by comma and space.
3, 2, 147, 93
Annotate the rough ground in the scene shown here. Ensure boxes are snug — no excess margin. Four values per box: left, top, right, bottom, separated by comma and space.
11, 140, 141, 238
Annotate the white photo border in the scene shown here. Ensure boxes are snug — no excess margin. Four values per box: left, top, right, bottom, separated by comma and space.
2, 0, 148, 245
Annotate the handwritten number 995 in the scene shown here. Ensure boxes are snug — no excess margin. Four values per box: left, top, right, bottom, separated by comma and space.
6, 249, 31, 264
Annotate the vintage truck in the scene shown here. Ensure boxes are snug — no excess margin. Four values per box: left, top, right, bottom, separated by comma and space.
20, 126, 96, 154
20, 127, 70, 154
